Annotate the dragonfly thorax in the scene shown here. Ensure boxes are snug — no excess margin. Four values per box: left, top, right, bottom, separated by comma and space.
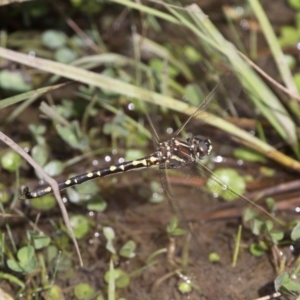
156, 135, 212, 170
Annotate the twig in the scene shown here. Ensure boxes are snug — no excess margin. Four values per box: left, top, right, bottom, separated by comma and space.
0, 131, 83, 267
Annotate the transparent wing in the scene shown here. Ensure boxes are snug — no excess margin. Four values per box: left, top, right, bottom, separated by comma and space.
145, 110, 160, 146
159, 163, 206, 240
175, 73, 242, 138
167, 156, 279, 226
195, 160, 277, 221
159, 164, 198, 236
163, 158, 279, 298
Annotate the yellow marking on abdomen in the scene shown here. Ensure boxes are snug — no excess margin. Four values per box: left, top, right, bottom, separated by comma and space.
65, 180, 71, 185
87, 173, 93, 178
150, 156, 158, 163
97, 171, 101, 176
45, 187, 52, 193
120, 165, 125, 171
110, 166, 117, 171
132, 159, 148, 166
132, 160, 140, 166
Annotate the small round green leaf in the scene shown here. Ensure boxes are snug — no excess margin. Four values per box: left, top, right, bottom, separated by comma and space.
250, 218, 264, 236
70, 215, 90, 239
7, 259, 23, 273
119, 240, 136, 258
44, 285, 65, 300
274, 272, 300, 293
75, 180, 99, 196
103, 227, 115, 241
184, 45, 202, 63
42, 30, 67, 49
167, 216, 179, 233
28, 124, 46, 136
66, 187, 82, 204
103, 227, 116, 254
30, 195, 56, 211
250, 241, 267, 257
55, 47, 77, 63
32, 232, 51, 249
31, 144, 49, 167
149, 191, 165, 203
209, 252, 220, 262
0, 70, 32, 92
56, 123, 88, 150
104, 269, 130, 288
46, 245, 59, 263
274, 272, 289, 292
270, 231, 284, 242
1, 151, 22, 172
87, 197, 107, 212
206, 168, 246, 201
74, 283, 95, 300
106, 240, 116, 254
17, 245, 35, 264
178, 281, 192, 293
43, 160, 64, 177
7, 245, 37, 273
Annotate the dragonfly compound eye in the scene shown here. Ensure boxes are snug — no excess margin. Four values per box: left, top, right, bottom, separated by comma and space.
192, 135, 212, 159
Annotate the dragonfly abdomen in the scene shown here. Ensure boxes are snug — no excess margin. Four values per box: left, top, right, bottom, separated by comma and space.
23, 154, 162, 199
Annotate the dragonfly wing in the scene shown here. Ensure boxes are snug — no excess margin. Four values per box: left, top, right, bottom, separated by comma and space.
175, 74, 242, 137
193, 159, 277, 222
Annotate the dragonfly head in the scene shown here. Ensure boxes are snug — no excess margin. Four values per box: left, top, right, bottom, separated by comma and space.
189, 135, 212, 160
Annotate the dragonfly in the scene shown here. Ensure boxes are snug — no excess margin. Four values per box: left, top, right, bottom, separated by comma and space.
22, 75, 270, 219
